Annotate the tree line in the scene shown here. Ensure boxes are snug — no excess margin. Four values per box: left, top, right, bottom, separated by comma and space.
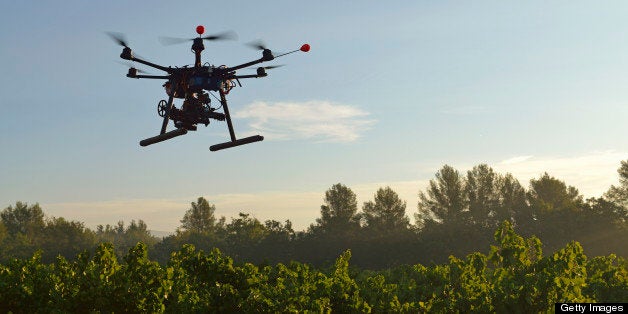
1, 161, 626, 269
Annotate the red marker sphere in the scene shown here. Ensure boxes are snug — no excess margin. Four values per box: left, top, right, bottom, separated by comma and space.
196, 25, 205, 35
300, 44, 310, 52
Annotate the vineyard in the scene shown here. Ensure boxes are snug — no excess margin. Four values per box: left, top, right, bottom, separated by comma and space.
1, 222, 626, 313
2, 162, 627, 312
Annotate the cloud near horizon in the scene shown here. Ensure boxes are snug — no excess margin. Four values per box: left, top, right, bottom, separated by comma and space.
233, 101, 375, 142
41, 181, 426, 233
39, 151, 627, 233
493, 150, 627, 197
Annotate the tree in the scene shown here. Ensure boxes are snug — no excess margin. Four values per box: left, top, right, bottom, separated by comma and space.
225, 213, 267, 246
577, 198, 628, 256
39, 217, 96, 262
605, 160, 628, 212
313, 183, 360, 234
497, 173, 529, 228
180, 197, 217, 234
95, 220, 157, 258
361, 186, 409, 232
0, 222, 6, 244
416, 165, 466, 226
465, 164, 499, 226
527, 173, 583, 214
526, 173, 587, 249
123, 220, 158, 247
466, 168, 529, 228
1, 202, 45, 236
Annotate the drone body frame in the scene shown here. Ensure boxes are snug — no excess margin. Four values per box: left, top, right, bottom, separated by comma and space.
111, 26, 309, 151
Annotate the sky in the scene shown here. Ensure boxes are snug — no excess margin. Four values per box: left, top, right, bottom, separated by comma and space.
1, 1, 628, 232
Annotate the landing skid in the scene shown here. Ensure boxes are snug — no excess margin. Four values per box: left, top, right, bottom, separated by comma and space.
210, 135, 264, 151
208, 90, 264, 151
140, 128, 187, 146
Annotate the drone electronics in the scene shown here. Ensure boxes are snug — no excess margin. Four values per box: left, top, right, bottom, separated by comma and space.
109, 25, 310, 151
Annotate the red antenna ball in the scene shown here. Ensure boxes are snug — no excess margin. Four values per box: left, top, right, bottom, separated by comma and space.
300, 44, 310, 52
196, 25, 205, 35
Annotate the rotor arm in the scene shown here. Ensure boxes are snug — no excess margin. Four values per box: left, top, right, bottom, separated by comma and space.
223, 58, 267, 73
229, 74, 267, 79
124, 67, 169, 79
227, 64, 273, 79
130, 74, 170, 79
128, 56, 172, 73
224, 48, 274, 72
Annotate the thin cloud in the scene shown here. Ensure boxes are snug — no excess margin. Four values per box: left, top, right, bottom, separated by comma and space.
233, 101, 375, 142
500, 155, 534, 165
493, 150, 628, 197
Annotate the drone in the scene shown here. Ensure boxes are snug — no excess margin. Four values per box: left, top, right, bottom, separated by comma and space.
109, 25, 310, 151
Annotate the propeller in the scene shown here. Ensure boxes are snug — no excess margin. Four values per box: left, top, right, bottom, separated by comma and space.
107, 32, 130, 48
245, 39, 279, 61
249, 64, 284, 70
159, 30, 238, 46
246, 39, 270, 51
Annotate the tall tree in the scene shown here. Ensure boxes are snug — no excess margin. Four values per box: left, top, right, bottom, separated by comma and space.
465, 164, 499, 226
497, 173, 530, 227
0, 221, 6, 243
416, 165, 466, 226
526, 173, 585, 247
467, 168, 530, 228
264, 219, 295, 241
225, 213, 267, 245
313, 183, 360, 234
1, 202, 45, 236
527, 173, 583, 215
605, 160, 628, 211
39, 217, 96, 262
179, 197, 217, 234
362, 187, 409, 232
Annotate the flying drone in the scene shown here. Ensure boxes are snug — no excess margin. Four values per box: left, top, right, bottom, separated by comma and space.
109, 25, 310, 151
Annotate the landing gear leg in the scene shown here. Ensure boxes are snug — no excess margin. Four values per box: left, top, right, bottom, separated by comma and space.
209, 90, 263, 151
139, 87, 188, 147
221, 89, 237, 142
160, 92, 175, 134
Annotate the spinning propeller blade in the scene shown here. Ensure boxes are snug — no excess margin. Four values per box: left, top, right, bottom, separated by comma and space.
245, 39, 282, 58
262, 64, 284, 70
248, 64, 285, 70
202, 30, 238, 41
246, 39, 268, 51
107, 32, 130, 48
159, 30, 238, 45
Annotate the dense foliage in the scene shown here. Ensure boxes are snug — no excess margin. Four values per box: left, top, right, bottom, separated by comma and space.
0, 222, 626, 312
1, 161, 627, 311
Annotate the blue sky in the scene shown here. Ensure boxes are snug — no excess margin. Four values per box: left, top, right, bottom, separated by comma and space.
1, 1, 627, 231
